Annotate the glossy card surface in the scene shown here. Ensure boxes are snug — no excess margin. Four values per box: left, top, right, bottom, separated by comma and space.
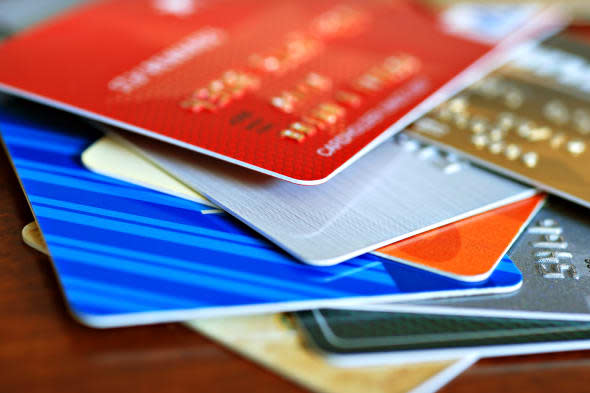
113, 131, 535, 265
85, 134, 540, 278
0, 0, 557, 183
343, 198, 590, 321
410, 33, 590, 208
0, 102, 523, 327
18, 225, 478, 393
295, 309, 590, 366
374, 194, 545, 281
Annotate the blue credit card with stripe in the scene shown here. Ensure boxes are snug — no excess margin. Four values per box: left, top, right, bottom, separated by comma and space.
0, 101, 523, 328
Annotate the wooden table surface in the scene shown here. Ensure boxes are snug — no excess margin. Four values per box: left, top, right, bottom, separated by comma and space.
1, 146, 590, 393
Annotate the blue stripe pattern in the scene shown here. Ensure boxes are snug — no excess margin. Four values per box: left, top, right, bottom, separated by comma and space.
0, 106, 522, 327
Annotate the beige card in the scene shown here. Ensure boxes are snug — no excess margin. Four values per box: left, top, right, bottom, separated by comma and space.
187, 315, 476, 393
80, 136, 217, 208
22, 222, 48, 254
22, 221, 476, 393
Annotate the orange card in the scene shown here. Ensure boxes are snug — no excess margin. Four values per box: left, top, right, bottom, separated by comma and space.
374, 195, 545, 282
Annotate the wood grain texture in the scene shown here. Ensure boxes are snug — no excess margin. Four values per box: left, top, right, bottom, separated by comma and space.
2, 143, 590, 393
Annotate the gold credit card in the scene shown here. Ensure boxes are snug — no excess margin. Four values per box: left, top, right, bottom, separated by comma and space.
408, 33, 590, 208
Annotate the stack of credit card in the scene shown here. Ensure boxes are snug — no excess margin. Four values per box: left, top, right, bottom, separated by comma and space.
3, 1, 590, 392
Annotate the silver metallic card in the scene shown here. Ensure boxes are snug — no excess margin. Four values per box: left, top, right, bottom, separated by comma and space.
113, 131, 534, 265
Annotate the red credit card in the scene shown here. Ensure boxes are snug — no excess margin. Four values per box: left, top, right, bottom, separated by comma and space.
0, 0, 558, 183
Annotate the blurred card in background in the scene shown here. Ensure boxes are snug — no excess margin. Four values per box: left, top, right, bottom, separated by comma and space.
425, 0, 590, 27
0, 101, 524, 328
409, 33, 590, 208
296, 308, 590, 366
0, 0, 561, 184
109, 131, 535, 265
21, 222, 47, 254
0, 0, 83, 37
84, 133, 542, 280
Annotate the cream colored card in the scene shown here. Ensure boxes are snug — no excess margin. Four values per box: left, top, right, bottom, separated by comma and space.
187, 314, 476, 393
81, 136, 217, 208
22, 222, 48, 254
22, 221, 475, 393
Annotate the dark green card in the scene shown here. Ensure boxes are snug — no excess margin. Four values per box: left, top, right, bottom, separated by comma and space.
296, 309, 590, 364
